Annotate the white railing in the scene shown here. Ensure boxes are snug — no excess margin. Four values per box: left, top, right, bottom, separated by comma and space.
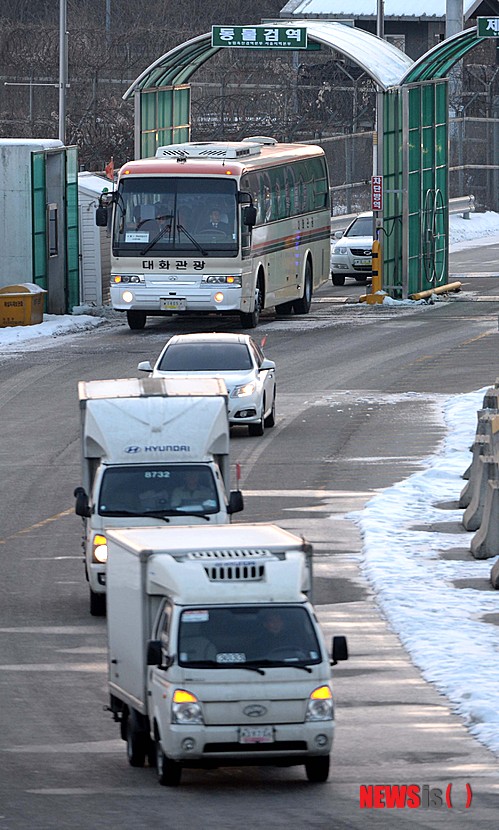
330, 195, 476, 234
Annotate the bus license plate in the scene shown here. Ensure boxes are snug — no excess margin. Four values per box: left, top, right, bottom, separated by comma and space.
239, 726, 274, 744
160, 298, 186, 311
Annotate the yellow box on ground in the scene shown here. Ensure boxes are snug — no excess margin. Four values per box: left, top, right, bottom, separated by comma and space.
0, 283, 47, 327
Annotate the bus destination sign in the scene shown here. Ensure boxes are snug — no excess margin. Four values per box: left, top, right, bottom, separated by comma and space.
212, 26, 308, 50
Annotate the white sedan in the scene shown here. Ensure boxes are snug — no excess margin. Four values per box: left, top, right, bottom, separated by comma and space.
331, 211, 373, 286
138, 332, 276, 436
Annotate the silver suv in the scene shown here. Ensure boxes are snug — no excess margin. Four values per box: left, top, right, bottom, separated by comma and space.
331, 212, 373, 286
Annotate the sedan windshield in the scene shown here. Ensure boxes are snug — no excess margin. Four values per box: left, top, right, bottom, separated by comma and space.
177, 605, 322, 668
345, 216, 373, 237
158, 342, 253, 372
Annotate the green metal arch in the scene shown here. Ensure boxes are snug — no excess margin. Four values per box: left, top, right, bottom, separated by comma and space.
123, 22, 414, 100
401, 27, 480, 84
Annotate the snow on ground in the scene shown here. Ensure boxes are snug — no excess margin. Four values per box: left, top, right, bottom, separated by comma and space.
1, 211, 499, 755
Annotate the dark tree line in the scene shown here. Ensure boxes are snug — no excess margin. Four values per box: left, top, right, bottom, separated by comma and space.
0, 3, 497, 179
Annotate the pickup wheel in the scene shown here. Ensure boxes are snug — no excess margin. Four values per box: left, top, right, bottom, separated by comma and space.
156, 742, 182, 786
305, 755, 330, 783
89, 589, 106, 617
126, 711, 149, 768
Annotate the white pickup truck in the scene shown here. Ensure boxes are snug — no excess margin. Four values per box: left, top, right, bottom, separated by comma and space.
105, 524, 348, 786
74, 376, 243, 615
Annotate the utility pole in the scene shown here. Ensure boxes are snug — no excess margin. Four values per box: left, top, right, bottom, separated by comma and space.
59, 0, 68, 144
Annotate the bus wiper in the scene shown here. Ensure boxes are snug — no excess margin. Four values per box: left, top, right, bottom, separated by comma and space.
176, 224, 208, 257
140, 215, 174, 256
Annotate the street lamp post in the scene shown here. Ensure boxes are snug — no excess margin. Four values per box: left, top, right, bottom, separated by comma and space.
59, 0, 68, 144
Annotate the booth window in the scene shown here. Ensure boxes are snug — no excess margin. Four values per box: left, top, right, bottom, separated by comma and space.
48, 204, 58, 257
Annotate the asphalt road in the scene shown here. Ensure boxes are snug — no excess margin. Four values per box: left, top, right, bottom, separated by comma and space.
1, 242, 499, 829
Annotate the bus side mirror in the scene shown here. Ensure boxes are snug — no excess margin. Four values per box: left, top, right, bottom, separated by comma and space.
243, 205, 257, 227
96, 206, 109, 227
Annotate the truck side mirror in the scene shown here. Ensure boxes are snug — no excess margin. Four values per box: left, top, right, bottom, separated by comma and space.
146, 640, 162, 666
228, 490, 244, 514
331, 635, 348, 665
74, 486, 91, 518
95, 206, 109, 227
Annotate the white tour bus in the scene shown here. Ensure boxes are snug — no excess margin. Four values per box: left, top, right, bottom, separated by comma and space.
97, 137, 331, 330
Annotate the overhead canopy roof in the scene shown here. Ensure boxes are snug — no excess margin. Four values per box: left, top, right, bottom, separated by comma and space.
123, 20, 415, 98
279, 0, 483, 19
401, 26, 480, 83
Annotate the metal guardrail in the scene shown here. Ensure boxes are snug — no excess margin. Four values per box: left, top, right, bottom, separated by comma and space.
330, 195, 476, 235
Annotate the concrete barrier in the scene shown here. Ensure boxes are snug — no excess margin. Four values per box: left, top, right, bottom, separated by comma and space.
470, 481, 499, 559
462, 456, 498, 531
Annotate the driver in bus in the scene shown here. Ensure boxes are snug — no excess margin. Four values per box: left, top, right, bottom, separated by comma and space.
201, 207, 230, 234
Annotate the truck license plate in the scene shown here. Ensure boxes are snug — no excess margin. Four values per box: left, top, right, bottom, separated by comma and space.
160, 298, 186, 311
239, 726, 274, 744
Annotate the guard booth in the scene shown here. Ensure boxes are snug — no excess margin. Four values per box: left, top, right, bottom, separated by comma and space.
121, 21, 492, 300
0, 139, 79, 314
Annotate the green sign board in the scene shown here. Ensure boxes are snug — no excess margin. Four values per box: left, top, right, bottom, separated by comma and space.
477, 17, 499, 37
212, 25, 308, 49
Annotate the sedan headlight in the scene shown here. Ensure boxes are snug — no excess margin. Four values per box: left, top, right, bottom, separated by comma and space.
172, 689, 204, 724
332, 246, 347, 255
305, 686, 334, 721
231, 381, 256, 398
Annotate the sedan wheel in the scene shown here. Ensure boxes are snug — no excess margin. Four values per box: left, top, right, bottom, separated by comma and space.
264, 392, 276, 428
331, 272, 346, 286
248, 408, 265, 436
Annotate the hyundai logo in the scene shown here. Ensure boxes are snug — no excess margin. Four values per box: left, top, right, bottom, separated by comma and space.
243, 704, 268, 717
124, 445, 142, 454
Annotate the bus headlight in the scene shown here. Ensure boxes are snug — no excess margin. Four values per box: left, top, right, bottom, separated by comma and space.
92, 534, 108, 564
172, 689, 204, 724
305, 686, 334, 721
112, 275, 144, 284
122, 290, 134, 303
202, 275, 241, 285
213, 292, 224, 304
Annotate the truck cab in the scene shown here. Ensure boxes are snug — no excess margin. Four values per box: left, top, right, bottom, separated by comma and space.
75, 377, 243, 616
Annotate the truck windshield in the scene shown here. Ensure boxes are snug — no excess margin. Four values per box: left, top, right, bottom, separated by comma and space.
177, 606, 322, 668
98, 464, 220, 516
112, 176, 238, 257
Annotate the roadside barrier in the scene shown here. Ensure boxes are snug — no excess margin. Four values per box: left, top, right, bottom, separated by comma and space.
458, 387, 499, 580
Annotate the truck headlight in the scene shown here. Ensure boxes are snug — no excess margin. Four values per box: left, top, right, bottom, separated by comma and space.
92, 534, 108, 564
231, 381, 256, 398
172, 689, 204, 724
305, 686, 334, 721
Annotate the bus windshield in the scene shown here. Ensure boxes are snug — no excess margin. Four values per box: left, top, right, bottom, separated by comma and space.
113, 177, 238, 257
